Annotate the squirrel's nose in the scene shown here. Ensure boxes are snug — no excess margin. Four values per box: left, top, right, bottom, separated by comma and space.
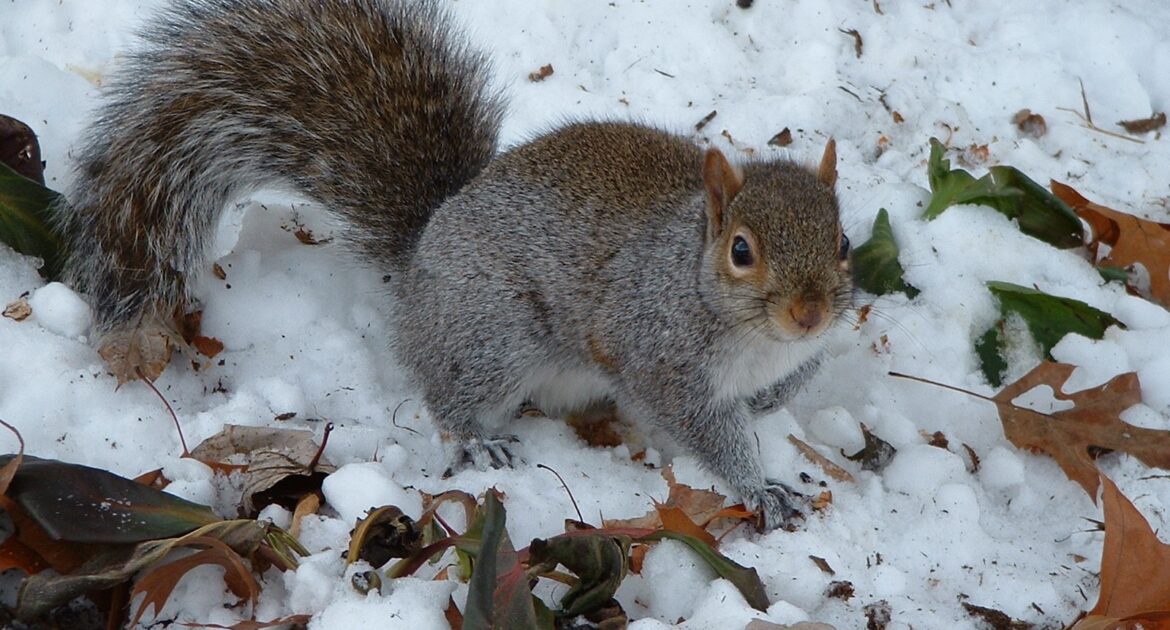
789, 302, 825, 332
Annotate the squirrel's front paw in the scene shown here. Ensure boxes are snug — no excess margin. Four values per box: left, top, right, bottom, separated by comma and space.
748, 482, 805, 532
443, 435, 520, 477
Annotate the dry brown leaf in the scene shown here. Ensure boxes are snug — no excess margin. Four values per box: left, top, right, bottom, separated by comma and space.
1117, 112, 1166, 134
1070, 475, 1170, 630
192, 335, 225, 359
98, 323, 178, 384
1013, 108, 1047, 138
190, 425, 335, 515
604, 467, 743, 533
993, 362, 1168, 500
788, 435, 855, 483
527, 63, 554, 82
130, 536, 259, 626
290, 492, 320, 539
768, 127, 793, 147
1052, 181, 1170, 307
2, 297, 30, 321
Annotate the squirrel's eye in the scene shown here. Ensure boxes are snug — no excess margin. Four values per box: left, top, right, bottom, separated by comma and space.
731, 235, 754, 267
837, 234, 851, 260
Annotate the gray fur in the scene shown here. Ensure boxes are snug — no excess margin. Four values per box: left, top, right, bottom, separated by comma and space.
57, 0, 853, 531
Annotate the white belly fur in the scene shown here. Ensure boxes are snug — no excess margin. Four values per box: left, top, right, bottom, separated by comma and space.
711, 335, 824, 402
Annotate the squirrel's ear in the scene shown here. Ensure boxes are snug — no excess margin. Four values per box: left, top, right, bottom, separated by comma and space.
703, 148, 743, 240
817, 138, 838, 189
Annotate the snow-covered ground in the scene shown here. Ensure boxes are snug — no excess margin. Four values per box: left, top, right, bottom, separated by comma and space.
3, 0, 1170, 627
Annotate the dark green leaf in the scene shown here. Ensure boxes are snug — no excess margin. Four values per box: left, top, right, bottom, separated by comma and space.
529, 534, 630, 617
851, 208, 919, 297
975, 324, 1008, 388
922, 139, 1083, 248
0, 161, 64, 279
640, 530, 769, 612
0, 455, 219, 544
986, 281, 1121, 357
1096, 265, 1129, 284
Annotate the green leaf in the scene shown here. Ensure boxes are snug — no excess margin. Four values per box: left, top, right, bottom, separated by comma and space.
1096, 265, 1129, 284
529, 534, 631, 617
851, 208, 919, 297
922, 139, 1083, 248
0, 455, 219, 544
463, 490, 543, 630
640, 530, 769, 612
986, 281, 1121, 357
975, 324, 1008, 388
0, 161, 64, 279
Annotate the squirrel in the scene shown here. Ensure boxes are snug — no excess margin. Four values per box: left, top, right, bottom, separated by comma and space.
54, 0, 854, 531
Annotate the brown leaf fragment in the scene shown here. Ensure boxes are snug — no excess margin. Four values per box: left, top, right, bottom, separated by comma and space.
2, 297, 30, 321
289, 492, 319, 540
1052, 181, 1170, 308
962, 443, 981, 473
212, 263, 227, 280
444, 596, 464, 630
924, 430, 949, 449
192, 335, 224, 358
788, 435, 855, 483
993, 362, 1163, 501
892, 110, 904, 124
961, 602, 1032, 630
843, 425, 896, 472
0, 114, 45, 184
865, 600, 892, 630
1117, 112, 1166, 134
768, 127, 794, 147
838, 28, 863, 58
808, 555, 834, 574
528, 63, 554, 82
1074, 475, 1170, 627
826, 580, 855, 601
695, 110, 717, 131
1013, 109, 1048, 138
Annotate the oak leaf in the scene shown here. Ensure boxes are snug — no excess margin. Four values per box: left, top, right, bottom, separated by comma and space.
994, 362, 1170, 500
1052, 181, 1170, 308
1071, 475, 1170, 630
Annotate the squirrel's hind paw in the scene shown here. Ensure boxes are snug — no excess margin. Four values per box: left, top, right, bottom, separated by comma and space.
442, 435, 520, 477
750, 482, 806, 532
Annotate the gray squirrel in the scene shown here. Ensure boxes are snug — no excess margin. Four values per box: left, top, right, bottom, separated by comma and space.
55, 0, 854, 530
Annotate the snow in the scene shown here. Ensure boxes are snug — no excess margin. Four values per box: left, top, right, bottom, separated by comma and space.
3, 0, 1170, 628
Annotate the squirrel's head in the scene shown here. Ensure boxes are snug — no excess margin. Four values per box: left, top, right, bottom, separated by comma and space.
699, 140, 852, 342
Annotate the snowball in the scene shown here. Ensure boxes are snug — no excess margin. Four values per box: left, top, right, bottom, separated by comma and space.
883, 445, 967, 495
321, 462, 423, 524
636, 539, 716, 623
1113, 295, 1170, 329
979, 447, 1026, 490
808, 406, 865, 453
28, 282, 91, 338
1137, 355, 1170, 415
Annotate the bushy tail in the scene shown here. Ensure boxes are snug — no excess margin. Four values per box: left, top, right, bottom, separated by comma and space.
57, 0, 503, 338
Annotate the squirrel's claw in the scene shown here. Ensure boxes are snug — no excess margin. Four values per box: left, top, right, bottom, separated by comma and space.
442, 435, 520, 477
750, 482, 806, 532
